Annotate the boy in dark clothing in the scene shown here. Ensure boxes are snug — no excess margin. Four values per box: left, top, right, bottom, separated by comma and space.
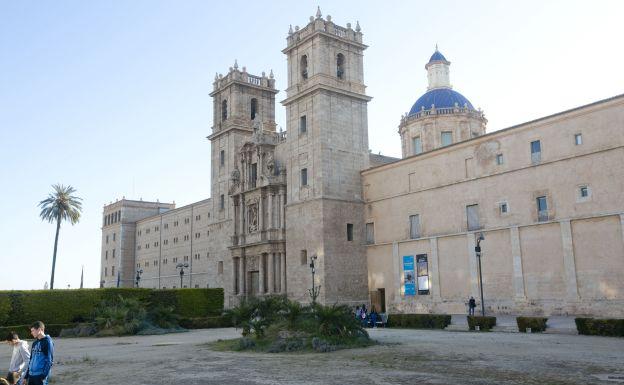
468, 296, 476, 316
23, 321, 54, 385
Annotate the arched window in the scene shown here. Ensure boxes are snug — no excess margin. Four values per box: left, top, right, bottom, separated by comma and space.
300, 55, 308, 80
221, 99, 228, 121
336, 53, 345, 79
250, 98, 258, 120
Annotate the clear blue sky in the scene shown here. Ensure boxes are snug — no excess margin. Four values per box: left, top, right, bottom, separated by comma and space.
1, 1, 622, 290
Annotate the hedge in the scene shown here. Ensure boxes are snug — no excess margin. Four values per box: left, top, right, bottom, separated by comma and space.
516, 317, 548, 333
179, 316, 233, 329
467, 316, 496, 331
575, 317, 624, 337
0, 288, 224, 327
0, 324, 77, 338
388, 314, 451, 329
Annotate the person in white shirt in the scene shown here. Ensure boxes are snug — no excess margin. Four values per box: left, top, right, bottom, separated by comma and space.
4, 332, 30, 382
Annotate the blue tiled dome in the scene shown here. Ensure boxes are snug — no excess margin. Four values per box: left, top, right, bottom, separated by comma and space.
408, 88, 475, 116
428, 50, 447, 63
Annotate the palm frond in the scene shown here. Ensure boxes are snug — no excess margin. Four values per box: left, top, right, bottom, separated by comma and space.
38, 184, 83, 225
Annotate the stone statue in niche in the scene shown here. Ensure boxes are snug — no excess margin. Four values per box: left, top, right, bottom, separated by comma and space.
265, 152, 275, 175
248, 204, 258, 233
229, 167, 240, 193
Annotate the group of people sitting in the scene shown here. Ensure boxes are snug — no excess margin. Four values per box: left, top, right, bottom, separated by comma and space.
2, 321, 54, 385
354, 305, 385, 328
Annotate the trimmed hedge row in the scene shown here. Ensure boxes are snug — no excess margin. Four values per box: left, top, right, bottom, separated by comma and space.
467, 316, 496, 331
516, 317, 548, 333
388, 314, 451, 329
0, 288, 224, 327
179, 316, 233, 329
575, 318, 624, 337
0, 324, 76, 338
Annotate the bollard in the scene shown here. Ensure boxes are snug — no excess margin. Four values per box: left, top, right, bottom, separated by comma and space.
475, 325, 480, 331
526, 327, 532, 333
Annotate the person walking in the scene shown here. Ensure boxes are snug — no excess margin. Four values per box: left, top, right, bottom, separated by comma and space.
468, 296, 476, 316
23, 322, 54, 385
4, 332, 29, 383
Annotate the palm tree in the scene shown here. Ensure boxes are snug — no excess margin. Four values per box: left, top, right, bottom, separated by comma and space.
38, 184, 82, 289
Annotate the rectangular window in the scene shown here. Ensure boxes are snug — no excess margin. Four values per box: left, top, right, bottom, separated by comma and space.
537, 196, 548, 221
466, 204, 480, 231
220, 194, 225, 210
409, 214, 420, 239
195, 215, 201, 221
347, 223, 354, 241
113, 233, 116, 241
105, 250, 108, 259
412, 136, 422, 155
106, 235, 109, 244
500, 202, 508, 214
105, 267, 108, 276
220, 150, 225, 167
112, 249, 115, 258
301, 168, 308, 186
575, 133, 583, 145
218, 261, 224, 274
111, 266, 115, 276
299, 115, 307, 134
365, 222, 375, 245
496, 153, 504, 165
300, 250, 307, 265
441, 131, 453, 147
164, 223, 168, 229
531, 140, 541, 163
580, 186, 589, 198
416, 254, 430, 295
250, 163, 257, 188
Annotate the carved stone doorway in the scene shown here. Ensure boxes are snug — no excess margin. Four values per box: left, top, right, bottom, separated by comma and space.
249, 271, 259, 297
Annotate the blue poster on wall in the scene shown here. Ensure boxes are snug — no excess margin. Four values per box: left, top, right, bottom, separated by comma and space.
403, 255, 416, 296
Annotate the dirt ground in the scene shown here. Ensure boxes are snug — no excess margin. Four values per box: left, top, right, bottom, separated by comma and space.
2, 328, 623, 385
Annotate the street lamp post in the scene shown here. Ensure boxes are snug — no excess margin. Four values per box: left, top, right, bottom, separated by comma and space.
475, 233, 485, 316
135, 269, 143, 288
308, 255, 320, 304
176, 263, 189, 288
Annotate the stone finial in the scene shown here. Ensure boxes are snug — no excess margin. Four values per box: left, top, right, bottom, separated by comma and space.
214, 72, 218, 81
355, 21, 361, 32
261, 71, 266, 77
295, 25, 300, 31
309, 16, 314, 23
288, 24, 293, 35
316, 6, 322, 19
435, 43, 438, 51
269, 69, 274, 79
243, 66, 247, 73
346, 22, 352, 30
233, 59, 239, 70
326, 15, 332, 22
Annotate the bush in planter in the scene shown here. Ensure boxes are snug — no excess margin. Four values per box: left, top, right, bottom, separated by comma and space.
388, 314, 451, 329
516, 317, 548, 333
575, 318, 624, 337
467, 316, 496, 331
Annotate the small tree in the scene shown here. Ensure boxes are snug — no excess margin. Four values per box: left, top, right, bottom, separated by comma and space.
38, 184, 82, 289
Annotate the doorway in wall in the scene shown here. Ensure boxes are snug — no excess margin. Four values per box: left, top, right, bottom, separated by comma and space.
249, 271, 259, 296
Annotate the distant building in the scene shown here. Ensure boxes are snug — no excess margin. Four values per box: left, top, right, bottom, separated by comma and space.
101, 9, 624, 317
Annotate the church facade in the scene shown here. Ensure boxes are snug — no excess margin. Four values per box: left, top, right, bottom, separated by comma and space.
101, 10, 624, 317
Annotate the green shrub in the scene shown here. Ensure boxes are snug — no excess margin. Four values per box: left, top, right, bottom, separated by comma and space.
0, 323, 78, 338
575, 317, 624, 337
389, 314, 451, 329
93, 296, 147, 336
467, 316, 496, 331
179, 316, 231, 329
148, 304, 180, 329
516, 317, 548, 333
0, 288, 224, 327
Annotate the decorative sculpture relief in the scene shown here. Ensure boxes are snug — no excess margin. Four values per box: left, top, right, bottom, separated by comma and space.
248, 203, 259, 233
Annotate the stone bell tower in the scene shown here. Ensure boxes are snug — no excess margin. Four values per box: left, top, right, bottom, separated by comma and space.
281, 8, 371, 304
207, 61, 278, 304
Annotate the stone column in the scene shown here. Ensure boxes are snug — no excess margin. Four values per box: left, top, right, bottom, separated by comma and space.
466, 234, 479, 298
560, 220, 579, 300
259, 254, 265, 295
233, 258, 239, 294
239, 195, 246, 236
268, 193, 274, 229
620, 214, 624, 250
259, 193, 264, 232
239, 255, 246, 296
281, 252, 287, 294
267, 252, 274, 294
429, 237, 441, 300
510, 226, 526, 300
280, 189, 286, 229
392, 242, 400, 301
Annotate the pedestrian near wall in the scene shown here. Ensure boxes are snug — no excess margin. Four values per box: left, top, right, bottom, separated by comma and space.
23, 321, 54, 385
4, 331, 30, 383
468, 296, 476, 316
